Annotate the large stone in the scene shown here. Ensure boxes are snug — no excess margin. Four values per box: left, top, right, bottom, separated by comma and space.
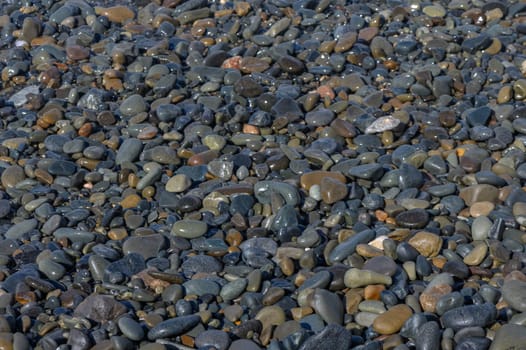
372, 304, 413, 335
502, 279, 526, 312
74, 295, 127, 323
408, 231, 442, 257
490, 324, 526, 350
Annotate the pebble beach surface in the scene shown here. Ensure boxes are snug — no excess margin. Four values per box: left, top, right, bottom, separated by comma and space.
1, 0, 526, 349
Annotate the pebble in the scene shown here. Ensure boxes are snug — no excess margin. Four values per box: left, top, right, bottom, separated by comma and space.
372, 304, 413, 335
344, 268, 392, 288
171, 220, 208, 239
118, 317, 145, 341
147, 315, 201, 340
502, 280, 526, 312
0, 0, 523, 348
440, 303, 497, 331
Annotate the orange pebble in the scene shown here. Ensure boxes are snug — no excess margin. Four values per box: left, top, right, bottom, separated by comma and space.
242, 124, 260, 134
221, 56, 241, 69
316, 85, 335, 100
78, 123, 92, 137
364, 284, 385, 300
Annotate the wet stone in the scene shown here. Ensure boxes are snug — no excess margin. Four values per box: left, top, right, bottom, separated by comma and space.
0, 0, 525, 348
74, 295, 127, 323
440, 303, 497, 331
396, 209, 430, 229
182, 255, 223, 276
171, 220, 207, 238
147, 315, 201, 340
502, 280, 526, 312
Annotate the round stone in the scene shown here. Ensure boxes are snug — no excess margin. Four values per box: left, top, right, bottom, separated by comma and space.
165, 174, 192, 193
120, 94, 147, 117
171, 220, 208, 238
372, 304, 413, 335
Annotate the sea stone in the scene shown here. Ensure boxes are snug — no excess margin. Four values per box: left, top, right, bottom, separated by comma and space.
440, 303, 497, 331
372, 304, 413, 335
300, 171, 347, 190
408, 231, 442, 257
502, 279, 526, 312
74, 295, 127, 323
420, 284, 452, 313
320, 177, 348, 204
459, 184, 499, 206
344, 268, 392, 288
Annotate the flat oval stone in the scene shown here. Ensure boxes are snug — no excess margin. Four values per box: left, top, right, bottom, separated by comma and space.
362, 256, 398, 276
459, 184, 499, 206
305, 109, 335, 126
490, 324, 526, 350
310, 289, 343, 325
5, 219, 38, 239
502, 280, 526, 312
147, 315, 201, 340
372, 304, 413, 335
183, 279, 220, 296
440, 303, 496, 331
38, 258, 65, 280
171, 220, 207, 238
94, 5, 135, 24
1, 165, 25, 188
220, 278, 247, 301
120, 94, 147, 117
118, 317, 144, 341
165, 174, 192, 193
277, 55, 304, 74
396, 209, 430, 229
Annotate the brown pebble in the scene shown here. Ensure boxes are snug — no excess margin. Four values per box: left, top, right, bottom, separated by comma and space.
364, 284, 385, 300
320, 177, 348, 204
334, 32, 357, 53
66, 45, 90, 61
345, 290, 363, 314
188, 150, 219, 166
108, 228, 128, 241
121, 194, 141, 209
407, 231, 442, 257
235, 2, 251, 16
358, 27, 379, 42
94, 6, 135, 24
240, 57, 270, 73
221, 55, 241, 69
419, 284, 452, 313
372, 304, 413, 335
469, 201, 495, 217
